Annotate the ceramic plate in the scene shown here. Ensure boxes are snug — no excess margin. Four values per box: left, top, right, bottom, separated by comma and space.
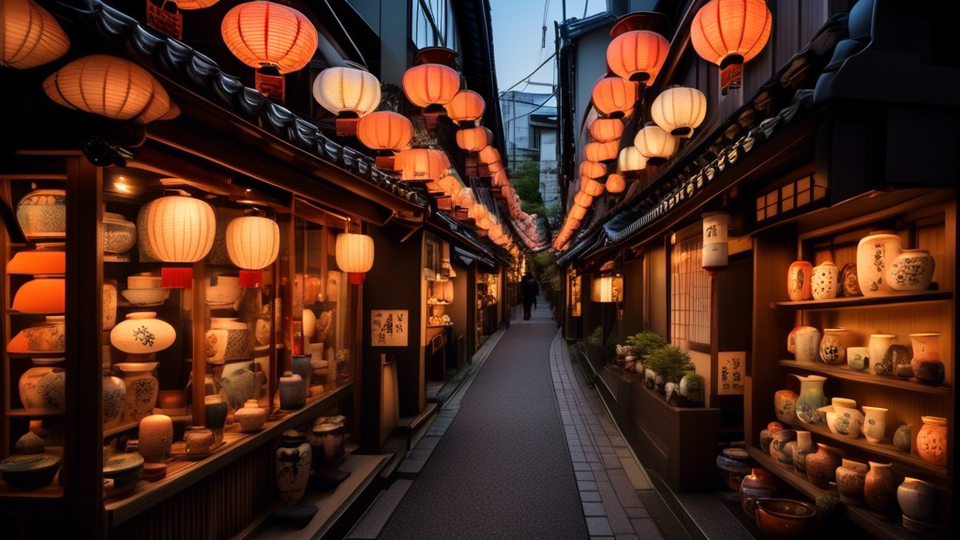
103, 453, 144, 474
0, 453, 61, 473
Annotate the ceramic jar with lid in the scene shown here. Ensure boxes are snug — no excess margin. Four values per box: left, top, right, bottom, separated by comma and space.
103, 212, 136, 257
819, 328, 847, 365
811, 261, 839, 300
276, 430, 311, 505
827, 397, 863, 439
787, 261, 813, 301
857, 231, 901, 296
916, 416, 947, 467
887, 249, 935, 292
235, 399, 266, 432
16, 189, 66, 241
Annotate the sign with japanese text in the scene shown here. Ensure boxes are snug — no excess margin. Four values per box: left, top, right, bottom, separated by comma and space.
718, 351, 745, 395
371, 310, 408, 347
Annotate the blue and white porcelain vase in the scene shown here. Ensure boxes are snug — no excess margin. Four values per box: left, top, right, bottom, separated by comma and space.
276, 430, 311, 505
793, 374, 827, 425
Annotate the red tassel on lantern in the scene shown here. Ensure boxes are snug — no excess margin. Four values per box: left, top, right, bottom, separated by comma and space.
239, 270, 264, 289
348, 272, 366, 285
161, 267, 193, 289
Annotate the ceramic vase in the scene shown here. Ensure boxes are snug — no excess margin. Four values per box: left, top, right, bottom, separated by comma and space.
16, 189, 66, 240
219, 359, 256, 411
184, 426, 215, 455
840, 262, 861, 297
792, 431, 812, 473
115, 362, 159, 423
893, 425, 912, 452
276, 430, 311, 505
279, 373, 306, 410
794, 374, 827, 425
811, 261, 839, 300
829, 398, 863, 439
805, 443, 842, 488
110, 312, 176, 356
864, 462, 898, 516
205, 318, 251, 364
916, 416, 947, 467
292, 354, 312, 395
103, 212, 137, 257
739, 468, 777, 519
836, 459, 868, 504
759, 422, 782, 454
773, 390, 798, 424
819, 328, 847, 365
793, 327, 821, 363
883, 344, 914, 379
312, 422, 345, 468
235, 399, 266, 432
787, 261, 813, 301
18, 367, 65, 410
204, 395, 228, 443
103, 280, 117, 331
897, 477, 938, 523
861, 406, 887, 444
887, 249, 935, 292
868, 333, 896, 376
857, 231, 901, 296
770, 430, 796, 467
103, 373, 126, 428
910, 333, 943, 386
847, 346, 870, 371
139, 414, 173, 462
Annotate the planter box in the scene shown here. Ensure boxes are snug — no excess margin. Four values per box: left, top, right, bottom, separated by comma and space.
628, 380, 720, 492
598, 366, 638, 427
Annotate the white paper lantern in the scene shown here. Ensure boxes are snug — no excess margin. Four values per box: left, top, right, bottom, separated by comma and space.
225, 216, 280, 270
702, 212, 729, 272
335, 232, 375, 285
138, 196, 216, 262
651, 86, 707, 137
618, 147, 647, 173
634, 124, 678, 161
312, 66, 381, 117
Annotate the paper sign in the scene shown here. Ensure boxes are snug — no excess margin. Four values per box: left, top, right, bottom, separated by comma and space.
371, 310, 408, 347
718, 351, 745, 395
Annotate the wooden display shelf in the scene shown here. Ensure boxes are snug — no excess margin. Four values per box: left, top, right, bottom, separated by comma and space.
427, 324, 454, 328
773, 290, 952, 310
0, 479, 64, 499
6, 408, 64, 417
104, 382, 353, 527
747, 448, 916, 540
778, 360, 952, 396
7, 311, 65, 316
781, 420, 947, 478
5, 352, 66, 359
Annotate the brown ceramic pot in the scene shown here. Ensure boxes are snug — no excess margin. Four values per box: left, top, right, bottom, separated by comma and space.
916, 416, 947, 467
754, 498, 817, 539
835, 459, 868, 504
739, 468, 777, 519
805, 443, 842, 488
864, 462, 899, 517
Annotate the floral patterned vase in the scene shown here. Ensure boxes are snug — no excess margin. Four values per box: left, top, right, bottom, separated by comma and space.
774, 390, 798, 424
110, 312, 176, 357
787, 261, 812, 301
114, 362, 159, 423
794, 374, 827, 425
857, 231, 901, 296
864, 462, 898, 517
886, 249, 935, 292
916, 416, 947, 467
819, 328, 847, 365
805, 443, 841, 488
811, 261, 839, 300
276, 430, 311, 505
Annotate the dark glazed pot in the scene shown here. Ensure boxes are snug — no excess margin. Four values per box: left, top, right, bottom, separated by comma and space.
739, 468, 777, 519
754, 498, 817, 539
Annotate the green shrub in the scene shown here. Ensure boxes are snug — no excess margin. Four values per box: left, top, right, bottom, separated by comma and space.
604, 328, 619, 364
625, 332, 668, 358
644, 346, 692, 384
682, 372, 704, 391
585, 326, 603, 347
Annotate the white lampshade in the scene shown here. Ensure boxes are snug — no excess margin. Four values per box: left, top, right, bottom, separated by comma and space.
591, 275, 622, 303
312, 66, 381, 117
335, 232, 375, 285
634, 124, 678, 160
225, 216, 279, 270
138, 195, 216, 263
702, 212, 729, 272
651, 86, 707, 138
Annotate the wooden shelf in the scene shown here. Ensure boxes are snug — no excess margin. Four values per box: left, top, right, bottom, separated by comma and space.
773, 290, 952, 310
747, 448, 917, 540
6, 408, 64, 417
427, 324, 453, 328
7, 311, 65, 316
5, 352, 66, 359
777, 360, 952, 396
0, 479, 64, 500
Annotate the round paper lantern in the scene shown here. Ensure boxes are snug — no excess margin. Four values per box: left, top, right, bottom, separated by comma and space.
570, 205, 588, 221
487, 160, 504, 174
478, 146, 501, 165
402, 63, 460, 108
580, 161, 606, 179
43, 55, 173, 124
221, 2, 318, 73
591, 77, 638, 119
589, 119, 624, 143
606, 174, 626, 194
312, 66, 381, 117
335, 232, 375, 285
489, 223, 503, 240
702, 212, 729, 272
690, 0, 772, 67
468, 203, 488, 221
438, 176, 462, 195
138, 196, 216, 263
566, 216, 582, 229
445, 90, 485, 124
457, 188, 476, 208
395, 149, 450, 182
618, 146, 647, 172
573, 192, 594, 208
177, 0, 220, 8
476, 215, 492, 230
492, 170, 509, 187
606, 30, 669, 83
581, 178, 605, 197
634, 124, 678, 160
651, 86, 707, 137
225, 216, 279, 270
456, 127, 491, 152
356, 111, 413, 152
501, 184, 514, 200
584, 141, 619, 162
1, 0, 70, 69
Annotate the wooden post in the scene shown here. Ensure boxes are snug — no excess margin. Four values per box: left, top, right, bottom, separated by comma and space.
192, 259, 206, 427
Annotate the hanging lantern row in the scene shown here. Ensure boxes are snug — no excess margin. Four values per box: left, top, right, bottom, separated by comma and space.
690, 0, 772, 94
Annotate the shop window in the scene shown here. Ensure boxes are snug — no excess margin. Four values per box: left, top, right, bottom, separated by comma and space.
671, 237, 710, 347
756, 175, 828, 223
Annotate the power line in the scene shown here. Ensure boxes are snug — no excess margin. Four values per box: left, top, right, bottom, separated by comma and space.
499, 52, 557, 96
582, 0, 589, 18
501, 90, 558, 124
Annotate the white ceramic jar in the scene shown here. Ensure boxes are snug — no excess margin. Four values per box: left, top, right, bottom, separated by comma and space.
857, 231, 901, 296
886, 249, 935, 292
811, 261, 839, 300
110, 312, 176, 355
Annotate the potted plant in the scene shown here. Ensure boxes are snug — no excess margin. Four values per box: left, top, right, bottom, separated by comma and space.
645, 346, 692, 395
680, 373, 705, 406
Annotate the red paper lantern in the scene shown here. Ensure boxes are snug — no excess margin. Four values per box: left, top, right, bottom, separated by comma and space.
580, 161, 606, 179
606, 30, 669, 84
589, 119, 624, 143
690, 0, 772, 92
591, 76, 638, 119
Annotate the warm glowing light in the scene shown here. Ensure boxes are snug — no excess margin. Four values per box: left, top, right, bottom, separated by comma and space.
634, 124, 678, 160
478, 145, 501, 165
606, 30, 669, 83
444, 90, 485, 124
584, 141, 619, 162
591, 77, 637, 118
221, 1, 318, 73
335, 232, 375, 285
574, 192, 594, 208
651, 86, 707, 137
357, 111, 413, 152
456, 127, 491, 152
312, 66, 381, 117
580, 161, 606, 179
492, 170, 509, 187
618, 147, 647, 172
1, 0, 70, 69
226, 216, 279, 270
177, 0, 220, 8
138, 195, 216, 263
580, 178, 605, 197
395, 149, 450, 182
402, 63, 460, 108
570, 205, 588, 221
591, 275, 623, 303
438, 175, 462, 195
605, 174, 626, 194
589, 119, 624, 143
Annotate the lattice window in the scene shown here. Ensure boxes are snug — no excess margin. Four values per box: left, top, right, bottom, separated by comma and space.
671, 237, 711, 346
756, 174, 828, 222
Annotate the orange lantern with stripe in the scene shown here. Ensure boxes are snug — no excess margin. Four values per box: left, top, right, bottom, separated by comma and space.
580, 161, 606, 179
492, 170, 509, 187
581, 178, 605, 197
591, 76, 637, 119
605, 12, 669, 85
395, 149, 450, 182
574, 192, 594, 208
402, 48, 460, 128
690, 0, 772, 93
584, 141, 619, 162
478, 145, 501, 165
605, 174, 626, 194
456, 127, 491, 152
445, 90, 485, 124
589, 119, 623, 143
1, 0, 70, 69
357, 111, 413, 152
570, 205, 588, 221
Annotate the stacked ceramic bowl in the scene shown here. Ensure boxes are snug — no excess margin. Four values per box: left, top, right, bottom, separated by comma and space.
121, 273, 168, 307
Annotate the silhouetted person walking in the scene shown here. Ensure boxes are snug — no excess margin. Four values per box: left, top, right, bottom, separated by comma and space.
520, 272, 539, 320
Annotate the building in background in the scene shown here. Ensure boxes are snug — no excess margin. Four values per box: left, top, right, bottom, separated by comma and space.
500, 90, 559, 208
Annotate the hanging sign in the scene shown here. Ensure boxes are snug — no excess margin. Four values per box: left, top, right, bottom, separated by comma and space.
371, 310, 408, 347
718, 351, 745, 395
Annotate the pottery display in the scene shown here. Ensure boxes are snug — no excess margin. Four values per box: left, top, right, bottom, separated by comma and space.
857, 231, 901, 295
103, 280, 117, 331
205, 318, 251, 364
836, 459, 868, 504
753, 498, 817, 539
14, 318, 65, 354
773, 390, 798, 424
759, 422, 782, 454
0, 453, 61, 489
121, 288, 168, 306
102, 452, 144, 489
867, 333, 896, 375
18, 367, 65, 410
184, 427, 215, 455
6, 248, 65, 275
313, 422, 345, 466
276, 430, 311, 505
794, 374, 827, 425
897, 477, 938, 525
830, 398, 863, 439
861, 406, 887, 444
717, 451, 753, 491
887, 249, 935, 292
805, 443, 842, 488
236, 399, 267, 432
792, 431, 812, 473
16, 189, 66, 240
840, 262, 861, 297
12, 278, 65, 313
102, 372, 126, 427
739, 468, 777, 519
883, 344, 914, 378
916, 416, 947, 467
864, 462, 898, 516
219, 360, 256, 410
292, 355, 311, 394
279, 373, 306, 410
819, 328, 846, 365
206, 275, 242, 308
127, 273, 162, 289
103, 212, 137, 255
770, 430, 796, 467
255, 318, 271, 346
786, 261, 812, 301
111, 312, 176, 356
846, 346, 869, 371
139, 414, 173, 463
114, 362, 159, 423
204, 395, 228, 443
893, 425, 912, 452
15, 431, 44, 454
811, 261, 839, 300
909, 333, 943, 386
792, 327, 820, 363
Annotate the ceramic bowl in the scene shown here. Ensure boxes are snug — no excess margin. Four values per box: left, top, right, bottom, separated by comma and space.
103, 453, 144, 487
127, 273, 162, 289
754, 498, 817, 539
7, 249, 65, 275
121, 288, 168, 306
0, 453, 61, 489
16, 189, 66, 240
820, 405, 863, 439
20, 324, 65, 353
12, 278, 65, 313
206, 276, 241, 307
103, 213, 136, 254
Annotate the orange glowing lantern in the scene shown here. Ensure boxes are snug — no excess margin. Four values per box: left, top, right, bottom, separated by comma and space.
574, 192, 594, 208
221, 1, 318, 102
438, 176, 462, 196
584, 141, 619, 162
589, 119, 623, 143
445, 90, 485, 124
581, 178, 605, 197
177, 0, 220, 7
402, 48, 461, 128
456, 127, 491, 152
1, 0, 70, 69
634, 124, 678, 163
591, 76, 638, 119
478, 146, 501, 165
395, 149, 450, 182
492, 170, 509, 187
357, 111, 413, 152
651, 86, 707, 137
313, 66, 381, 136
605, 174, 626, 194
690, 0, 772, 93
468, 202, 488, 221
487, 161, 505, 174
580, 161, 606, 179
570, 205, 588, 221
335, 232, 375, 285
606, 14, 669, 84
